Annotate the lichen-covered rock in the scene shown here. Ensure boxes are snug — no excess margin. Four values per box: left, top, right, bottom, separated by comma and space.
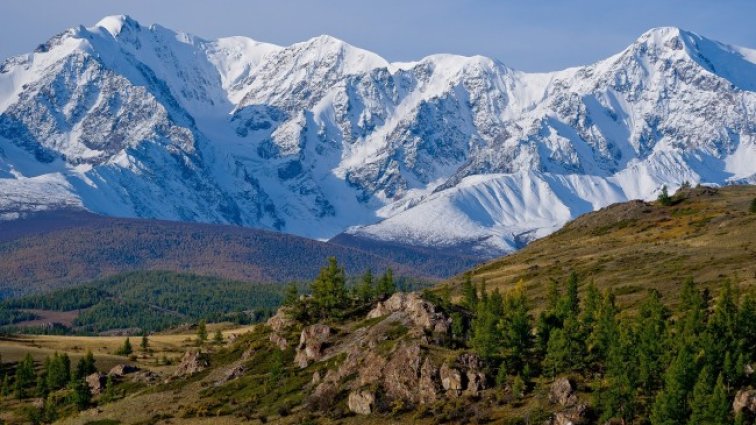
367, 292, 450, 334
86, 372, 106, 395
348, 389, 375, 415
550, 377, 578, 407
174, 351, 209, 377
733, 389, 756, 416
131, 370, 159, 384
108, 364, 139, 377
440, 363, 463, 395
294, 324, 332, 368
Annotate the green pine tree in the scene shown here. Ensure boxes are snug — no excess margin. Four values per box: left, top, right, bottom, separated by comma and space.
141, 333, 150, 352
69, 378, 91, 411
461, 273, 478, 310
651, 345, 697, 425
310, 257, 349, 318
14, 353, 35, 399
282, 282, 299, 306
356, 269, 374, 303
376, 268, 396, 300
658, 185, 672, 206
197, 321, 208, 344
213, 329, 224, 344
749, 197, 756, 213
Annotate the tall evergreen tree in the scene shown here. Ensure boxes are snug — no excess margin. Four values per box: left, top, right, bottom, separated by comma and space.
311, 257, 348, 318
14, 353, 35, 399
375, 268, 396, 300
356, 269, 374, 303
651, 345, 697, 425
461, 273, 478, 310
635, 290, 668, 395
501, 282, 531, 369
197, 321, 208, 344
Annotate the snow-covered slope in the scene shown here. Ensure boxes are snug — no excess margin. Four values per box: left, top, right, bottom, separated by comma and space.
0, 16, 754, 257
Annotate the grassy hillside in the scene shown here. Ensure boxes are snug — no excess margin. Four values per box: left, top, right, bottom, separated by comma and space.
0, 210, 477, 297
445, 185, 756, 311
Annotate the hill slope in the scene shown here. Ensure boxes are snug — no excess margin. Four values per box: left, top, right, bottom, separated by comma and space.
0, 210, 477, 296
451, 185, 756, 309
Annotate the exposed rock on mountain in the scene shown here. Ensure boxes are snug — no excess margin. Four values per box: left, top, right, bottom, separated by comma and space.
1, 16, 754, 256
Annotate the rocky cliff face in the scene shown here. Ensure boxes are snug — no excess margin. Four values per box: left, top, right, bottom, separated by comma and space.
1, 16, 754, 255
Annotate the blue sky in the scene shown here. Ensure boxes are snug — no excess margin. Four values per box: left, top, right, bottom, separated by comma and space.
1, 0, 754, 71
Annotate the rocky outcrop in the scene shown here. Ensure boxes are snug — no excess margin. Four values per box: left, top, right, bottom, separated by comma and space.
550, 377, 578, 407
733, 389, 756, 416
552, 404, 588, 425
368, 293, 451, 334
269, 333, 288, 350
307, 292, 486, 414
267, 308, 295, 333
174, 351, 209, 377
294, 324, 332, 368
348, 390, 375, 415
108, 364, 139, 377
86, 372, 106, 395
440, 353, 487, 397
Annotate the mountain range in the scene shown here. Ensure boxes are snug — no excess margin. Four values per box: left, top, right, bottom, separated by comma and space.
1, 15, 754, 257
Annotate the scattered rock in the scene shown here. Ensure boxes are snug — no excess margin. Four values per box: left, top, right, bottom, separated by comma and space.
733, 389, 756, 416
550, 377, 578, 407
368, 292, 450, 334
86, 373, 106, 395
215, 364, 246, 386
108, 364, 139, 377
174, 351, 209, 377
131, 370, 159, 384
348, 389, 375, 415
552, 404, 588, 425
294, 324, 331, 368
241, 347, 256, 360
440, 363, 463, 395
312, 371, 321, 386
440, 353, 486, 397
269, 333, 288, 350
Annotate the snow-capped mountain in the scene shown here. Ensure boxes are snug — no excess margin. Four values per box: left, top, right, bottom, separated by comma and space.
1, 16, 754, 257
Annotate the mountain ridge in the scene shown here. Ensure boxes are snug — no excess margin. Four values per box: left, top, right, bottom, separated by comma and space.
1, 16, 754, 257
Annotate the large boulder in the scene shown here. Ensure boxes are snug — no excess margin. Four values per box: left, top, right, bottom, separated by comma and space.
86, 372, 106, 395
348, 389, 375, 415
733, 389, 756, 416
368, 292, 450, 334
174, 351, 209, 377
294, 324, 331, 368
550, 377, 578, 407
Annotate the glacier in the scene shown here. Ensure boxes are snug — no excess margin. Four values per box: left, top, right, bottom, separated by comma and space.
0, 16, 754, 257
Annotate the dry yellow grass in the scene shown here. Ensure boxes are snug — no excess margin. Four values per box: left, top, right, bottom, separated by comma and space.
444, 185, 756, 313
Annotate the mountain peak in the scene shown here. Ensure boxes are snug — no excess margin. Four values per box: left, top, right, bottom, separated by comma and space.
95, 14, 141, 37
